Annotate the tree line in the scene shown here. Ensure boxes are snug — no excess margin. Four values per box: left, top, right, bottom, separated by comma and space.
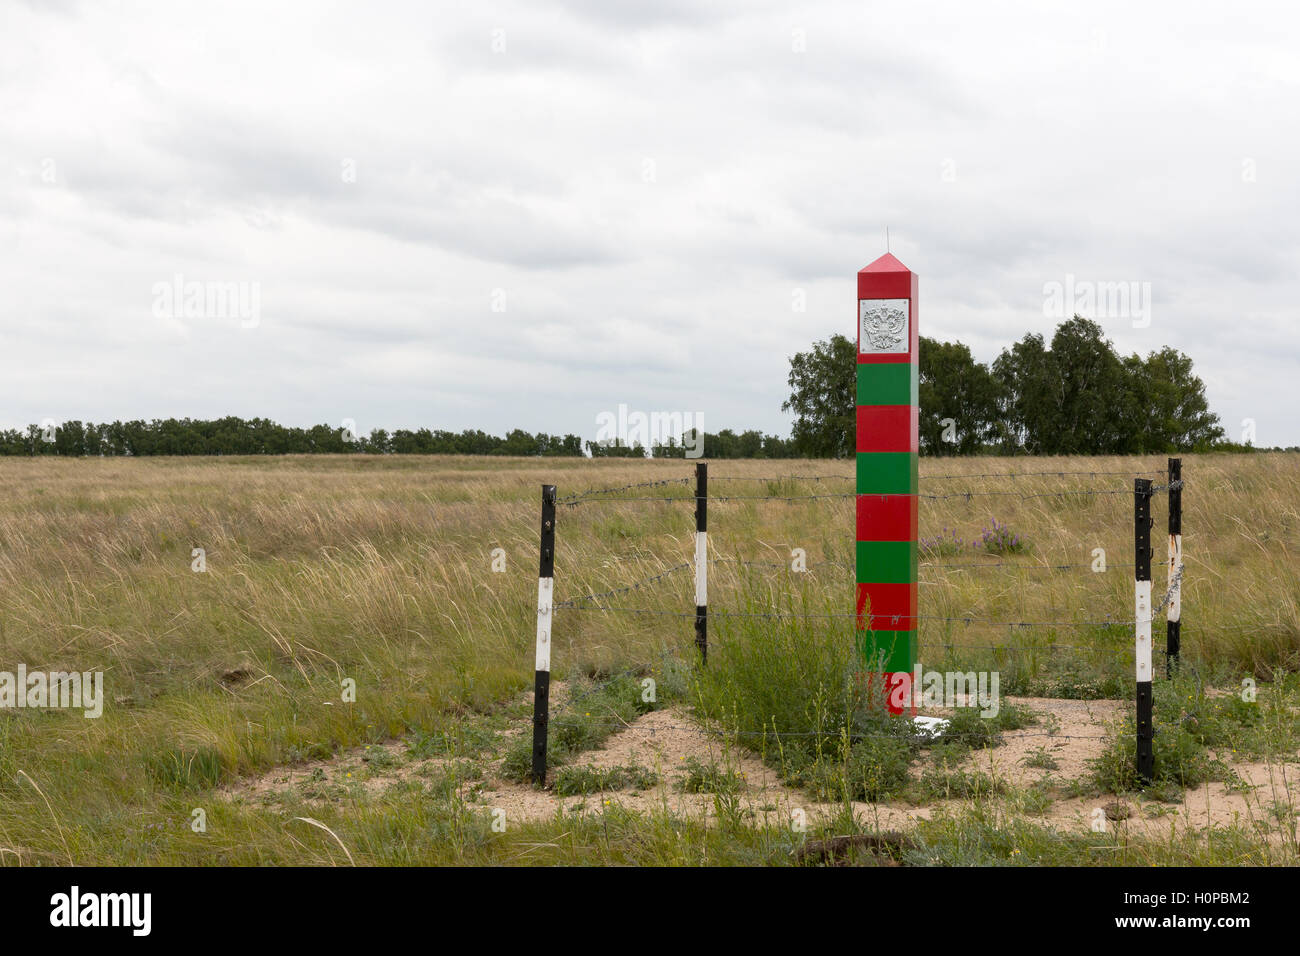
592, 431, 797, 459
785, 316, 1243, 458
1, 317, 1261, 459
0, 418, 800, 459
0, 419, 585, 457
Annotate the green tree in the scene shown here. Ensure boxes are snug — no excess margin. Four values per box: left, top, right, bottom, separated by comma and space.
783, 333, 855, 458
1045, 318, 1130, 454
1122, 347, 1224, 451
918, 337, 1003, 456
993, 317, 1131, 454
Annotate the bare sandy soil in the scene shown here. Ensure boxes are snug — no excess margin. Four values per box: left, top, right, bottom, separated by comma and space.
219, 694, 1300, 844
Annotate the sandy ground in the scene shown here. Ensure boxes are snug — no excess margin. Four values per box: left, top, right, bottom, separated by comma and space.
1043, 760, 1300, 838
219, 693, 1300, 844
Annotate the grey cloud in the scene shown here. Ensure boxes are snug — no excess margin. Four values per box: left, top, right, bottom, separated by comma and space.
2, 0, 1298, 445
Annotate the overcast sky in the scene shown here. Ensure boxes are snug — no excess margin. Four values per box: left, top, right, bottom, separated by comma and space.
3, 0, 1297, 447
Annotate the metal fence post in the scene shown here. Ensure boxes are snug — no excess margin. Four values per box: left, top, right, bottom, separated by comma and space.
1134, 478, 1154, 785
694, 462, 708, 663
532, 484, 556, 785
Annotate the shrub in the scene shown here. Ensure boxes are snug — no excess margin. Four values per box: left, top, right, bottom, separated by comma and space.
676, 757, 743, 795
501, 672, 657, 784
917, 768, 1006, 801
974, 519, 1027, 555
554, 764, 659, 796
920, 528, 965, 558
843, 736, 915, 801
1090, 717, 1234, 793
690, 592, 926, 800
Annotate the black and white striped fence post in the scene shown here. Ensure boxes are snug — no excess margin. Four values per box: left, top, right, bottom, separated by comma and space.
1166, 457, 1182, 678
694, 461, 708, 663
531, 484, 556, 786
1134, 477, 1155, 785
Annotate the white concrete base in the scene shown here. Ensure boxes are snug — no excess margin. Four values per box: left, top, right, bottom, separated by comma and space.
912, 715, 950, 739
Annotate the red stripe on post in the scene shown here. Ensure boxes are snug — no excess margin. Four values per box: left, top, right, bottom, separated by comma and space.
856, 581, 918, 631
856, 260, 912, 298
856, 493, 918, 542
856, 405, 915, 453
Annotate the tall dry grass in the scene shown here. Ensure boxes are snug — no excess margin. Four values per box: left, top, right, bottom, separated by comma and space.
0, 451, 1294, 863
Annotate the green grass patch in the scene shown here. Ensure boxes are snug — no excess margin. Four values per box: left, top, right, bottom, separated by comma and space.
554, 764, 659, 796
143, 746, 223, 791
501, 672, 660, 784
676, 757, 743, 795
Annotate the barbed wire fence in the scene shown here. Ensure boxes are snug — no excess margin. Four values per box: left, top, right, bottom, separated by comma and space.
527, 459, 1186, 786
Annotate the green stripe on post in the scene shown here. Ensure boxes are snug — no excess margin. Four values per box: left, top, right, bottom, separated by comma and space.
856, 540, 916, 583
856, 363, 916, 407
856, 452, 918, 495
855, 630, 917, 673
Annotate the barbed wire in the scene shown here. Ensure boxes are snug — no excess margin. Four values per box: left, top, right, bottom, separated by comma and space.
553, 603, 1142, 628
920, 488, 1133, 501
554, 562, 692, 608
708, 492, 857, 502
537, 649, 1153, 758
545, 466, 1187, 719
1151, 563, 1184, 617
709, 556, 1136, 575
904, 614, 1139, 627
708, 474, 854, 483
546, 626, 1160, 704
557, 477, 692, 506
561, 494, 695, 508
547, 656, 665, 724
709, 557, 854, 572
544, 663, 1140, 745
1147, 478, 1184, 495
558, 482, 1188, 507
556, 471, 1183, 509
552, 604, 699, 619
706, 468, 1169, 482
716, 486, 1151, 502
922, 560, 1137, 572
923, 469, 1168, 480
928, 641, 1165, 652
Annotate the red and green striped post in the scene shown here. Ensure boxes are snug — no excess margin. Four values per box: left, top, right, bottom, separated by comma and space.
855, 253, 919, 715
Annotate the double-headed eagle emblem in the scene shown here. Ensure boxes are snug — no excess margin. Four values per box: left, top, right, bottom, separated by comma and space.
861, 303, 907, 351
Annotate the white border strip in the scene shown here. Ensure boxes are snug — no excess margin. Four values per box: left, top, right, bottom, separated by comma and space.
1167, 532, 1182, 623
535, 576, 553, 672
694, 531, 708, 607
1135, 578, 1152, 682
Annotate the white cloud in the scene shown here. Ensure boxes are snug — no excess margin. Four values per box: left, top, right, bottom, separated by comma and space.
1, 0, 1297, 444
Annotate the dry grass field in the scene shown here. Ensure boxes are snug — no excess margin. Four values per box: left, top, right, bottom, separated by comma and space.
0, 452, 1297, 865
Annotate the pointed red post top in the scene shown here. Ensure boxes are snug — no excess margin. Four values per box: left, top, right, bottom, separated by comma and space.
858, 252, 912, 275
857, 251, 918, 362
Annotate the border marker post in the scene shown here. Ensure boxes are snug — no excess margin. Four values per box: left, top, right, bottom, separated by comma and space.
855, 253, 919, 714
